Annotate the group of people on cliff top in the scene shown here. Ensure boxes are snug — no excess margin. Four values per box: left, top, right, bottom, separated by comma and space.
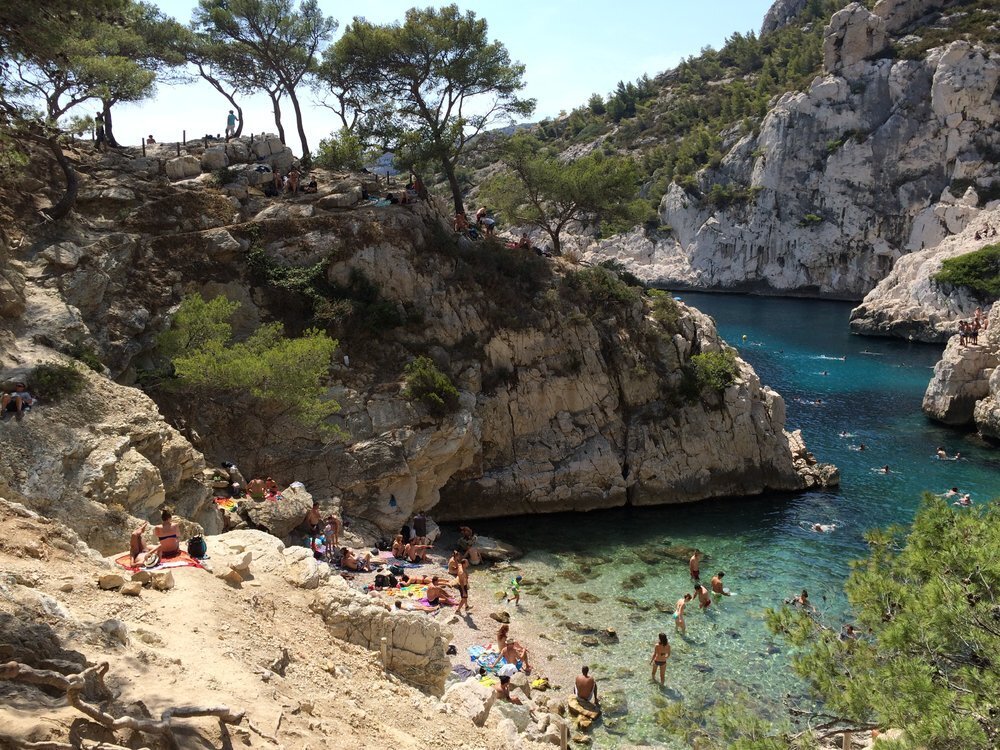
452, 207, 551, 257
958, 306, 989, 346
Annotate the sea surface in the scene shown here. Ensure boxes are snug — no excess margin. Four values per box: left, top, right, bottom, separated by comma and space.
474, 293, 1000, 747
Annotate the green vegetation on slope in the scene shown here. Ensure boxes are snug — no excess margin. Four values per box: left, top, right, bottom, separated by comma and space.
933, 243, 1000, 299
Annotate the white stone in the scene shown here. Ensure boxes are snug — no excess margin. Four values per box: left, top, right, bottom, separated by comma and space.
165, 156, 201, 180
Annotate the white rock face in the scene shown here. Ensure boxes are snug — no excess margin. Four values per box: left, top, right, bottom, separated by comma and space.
850, 206, 999, 341
923, 305, 1000, 428
761, 0, 810, 34
165, 155, 201, 180
582, 1, 997, 302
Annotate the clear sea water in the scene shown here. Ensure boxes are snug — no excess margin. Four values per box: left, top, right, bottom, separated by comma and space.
474, 293, 1000, 748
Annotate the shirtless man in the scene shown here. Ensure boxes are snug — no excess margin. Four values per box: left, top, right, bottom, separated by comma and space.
404, 538, 432, 563
447, 549, 463, 575
495, 674, 522, 705
501, 641, 531, 674
574, 666, 598, 704
674, 593, 692, 634
247, 477, 267, 500
694, 583, 712, 610
303, 502, 323, 535
710, 572, 730, 597
689, 550, 702, 581
340, 548, 371, 572
455, 559, 471, 615
425, 576, 452, 606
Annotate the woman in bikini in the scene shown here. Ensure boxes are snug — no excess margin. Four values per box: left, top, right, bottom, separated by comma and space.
392, 534, 407, 559
650, 633, 671, 685
150, 508, 181, 559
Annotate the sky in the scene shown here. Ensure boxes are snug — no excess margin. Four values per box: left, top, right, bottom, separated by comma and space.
111, 0, 775, 153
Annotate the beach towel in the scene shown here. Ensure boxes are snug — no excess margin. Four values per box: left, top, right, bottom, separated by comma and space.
376, 550, 423, 568
114, 551, 205, 573
214, 497, 237, 512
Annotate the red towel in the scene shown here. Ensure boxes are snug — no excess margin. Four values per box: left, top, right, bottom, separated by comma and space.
114, 550, 204, 573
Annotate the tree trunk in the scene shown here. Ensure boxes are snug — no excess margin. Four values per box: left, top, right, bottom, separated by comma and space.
102, 99, 121, 148
441, 159, 464, 215
45, 135, 79, 221
285, 85, 309, 158
196, 65, 244, 137
269, 91, 285, 144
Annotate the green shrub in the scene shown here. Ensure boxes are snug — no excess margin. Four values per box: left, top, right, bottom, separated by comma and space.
799, 213, 823, 226
566, 266, 641, 305
157, 293, 341, 434
315, 129, 366, 170
598, 259, 644, 288
213, 166, 241, 186
933, 243, 1000, 299
689, 349, 740, 393
29, 362, 84, 401
649, 290, 681, 331
66, 343, 103, 372
403, 356, 460, 417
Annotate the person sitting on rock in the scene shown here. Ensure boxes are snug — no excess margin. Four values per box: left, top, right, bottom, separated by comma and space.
340, 547, 371, 572
574, 665, 598, 704
149, 507, 181, 560
495, 674, 522, 705
1, 382, 33, 418
146, 135, 156, 144
129, 521, 150, 566
456, 526, 482, 565
246, 477, 267, 501
302, 178, 318, 194
285, 167, 301, 195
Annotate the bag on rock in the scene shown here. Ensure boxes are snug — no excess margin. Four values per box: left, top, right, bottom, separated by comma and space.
187, 536, 207, 559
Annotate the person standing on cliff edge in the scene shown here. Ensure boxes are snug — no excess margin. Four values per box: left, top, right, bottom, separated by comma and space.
225, 110, 237, 140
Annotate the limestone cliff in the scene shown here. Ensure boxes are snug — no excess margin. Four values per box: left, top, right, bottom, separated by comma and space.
581, 0, 999, 301
0, 141, 834, 539
923, 304, 1000, 438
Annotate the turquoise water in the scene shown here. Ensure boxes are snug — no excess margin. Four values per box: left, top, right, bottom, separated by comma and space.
475, 294, 1000, 747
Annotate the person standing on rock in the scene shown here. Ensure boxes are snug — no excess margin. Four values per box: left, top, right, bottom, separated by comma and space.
225, 110, 237, 140
455, 559, 471, 616
650, 633, 671, 686
94, 112, 107, 152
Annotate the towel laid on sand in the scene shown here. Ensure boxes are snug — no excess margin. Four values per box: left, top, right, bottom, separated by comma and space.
114, 551, 204, 573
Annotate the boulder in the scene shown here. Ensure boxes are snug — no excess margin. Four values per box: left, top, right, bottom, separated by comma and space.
165, 155, 201, 180
201, 147, 230, 171
150, 571, 175, 591
476, 535, 522, 562
317, 187, 362, 209
922, 336, 998, 426
120, 581, 143, 597
98, 574, 125, 590
282, 546, 330, 589
236, 484, 314, 542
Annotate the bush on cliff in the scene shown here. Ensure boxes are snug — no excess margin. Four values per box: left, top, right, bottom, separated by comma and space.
403, 356, 459, 417
157, 293, 341, 434
688, 349, 739, 393
29, 362, 84, 402
764, 495, 1000, 749
932, 243, 1000, 299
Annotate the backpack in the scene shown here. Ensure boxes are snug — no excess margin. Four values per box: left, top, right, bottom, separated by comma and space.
374, 571, 398, 589
187, 536, 207, 559
389, 564, 405, 577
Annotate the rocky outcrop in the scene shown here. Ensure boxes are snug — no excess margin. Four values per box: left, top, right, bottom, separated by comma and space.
850, 205, 998, 341
761, 0, 811, 35
583, 0, 999, 301
310, 579, 452, 694
1, 142, 834, 541
0, 365, 212, 554
923, 305, 1000, 429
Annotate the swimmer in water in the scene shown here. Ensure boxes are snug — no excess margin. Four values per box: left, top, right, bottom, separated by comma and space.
880, 465, 891, 474
944, 487, 959, 498
955, 493, 972, 507
936, 446, 947, 459
821, 370, 828, 376
811, 523, 837, 533
858, 443, 866, 451
839, 431, 851, 438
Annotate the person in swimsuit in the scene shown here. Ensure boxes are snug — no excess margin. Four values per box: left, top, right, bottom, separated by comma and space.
674, 593, 692, 634
303, 502, 323, 535
650, 633, 671, 685
455, 559, 471, 615
392, 534, 407, 559
425, 577, 454, 606
150, 508, 181, 559
689, 550, 702, 581
495, 674, 522, 704
340, 548, 371, 572
695, 583, 711, 610
574, 666, 598, 704
710, 572, 730, 597
447, 549, 462, 575
323, 514, 340, 546
129, 522, 149, 566
404, 538, 432, 563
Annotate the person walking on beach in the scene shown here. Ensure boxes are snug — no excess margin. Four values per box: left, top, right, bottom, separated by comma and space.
674, 593, 692, 634
650, 633, 671, 685
506, 575, 523, 605
689, 550, 702, 581
455, 558, 471, 615
225, 109, 237, 140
